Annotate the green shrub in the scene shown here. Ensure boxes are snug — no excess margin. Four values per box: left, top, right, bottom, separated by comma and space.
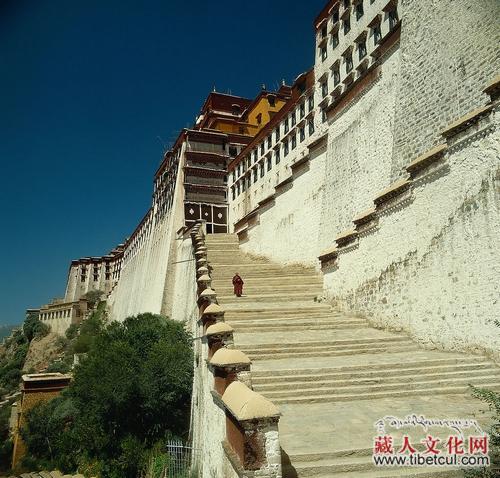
23, 313, 49, 342
0, 404, 14, 472
83, 290, 105, 309
464, 386, 500, 477
22, 314, 193, 478
65, 324, 79, 340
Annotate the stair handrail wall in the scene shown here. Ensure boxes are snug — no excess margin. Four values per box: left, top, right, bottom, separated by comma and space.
190, 220, 282, 478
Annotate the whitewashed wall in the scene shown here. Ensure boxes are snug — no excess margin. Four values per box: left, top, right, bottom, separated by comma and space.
238, 48, 400, 266
325, 111, 500, 361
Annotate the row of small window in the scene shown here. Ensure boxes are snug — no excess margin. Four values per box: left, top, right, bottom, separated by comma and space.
319, 0, 380, 41
246, 96, 314, 166
41, 310, 71, 320
80, 273, 111, 282
231, 119, 315, 197
319, 6, 398, 62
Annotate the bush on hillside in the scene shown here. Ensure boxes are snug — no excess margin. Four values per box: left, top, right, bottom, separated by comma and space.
21, 313, 193, 478
23, 313, 49, 342
82, 290, 105, 309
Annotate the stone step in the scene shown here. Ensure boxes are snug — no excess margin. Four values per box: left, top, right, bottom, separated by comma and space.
283, 451, 465, 476
255, 369, 500, 392
226, 315, 343, 324
270, 381, 500, 404
223, 305, 334, 315
213, 284, 324, 293
252, 361, 497, 385
211, 273, 321, 280
246, 343, 421, 361
212, 273, 319, 281
210, 264, 316, 273
228, 316, 365, 326
231, 321, 368, 333
218, 293, 321, 303
239, 336, 410, 351
225, 306, 335, 315
240, 338, 414, 355
214, 281, 323, 288
283, 453, 463, 478
226, 311, 347, 320
325, 470, 462, 478
251, 356, 489, 377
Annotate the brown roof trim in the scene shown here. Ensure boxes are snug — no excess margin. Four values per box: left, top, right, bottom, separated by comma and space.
275, 175, 294, 191
258, 193, 276, 207
353, 207, 376, 227
185, 151, 228, 162
308, 132, 328, 151
335, 228, 358, 247
186, 129, 227, 144
184, 183, 226, 192
374, 178, 412, 207
406, 144, 447, 178
314, 0, 339, 30
290, 154, 310, 170
440, 104, 493, 139
483, 74, 500, 102
318, 246, 338, 263
233, 206, 260, 230
184, 166, 227, 176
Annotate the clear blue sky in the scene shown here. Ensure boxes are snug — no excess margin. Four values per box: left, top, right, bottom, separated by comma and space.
0, 0, 325, 325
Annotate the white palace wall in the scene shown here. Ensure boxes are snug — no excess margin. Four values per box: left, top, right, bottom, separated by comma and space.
238, 48, 400, 266
107, 146, 187, 322
324, 109, 500, 361
230, 0, 500, 361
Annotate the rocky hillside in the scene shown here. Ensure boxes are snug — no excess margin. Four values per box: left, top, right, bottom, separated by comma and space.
22, 333, 65, 374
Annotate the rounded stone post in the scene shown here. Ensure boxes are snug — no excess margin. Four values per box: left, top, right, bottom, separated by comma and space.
209, 348, 251, 395
221, 381, 281, 478
197, 274, 212, 296
206, 322, 234, 358
199, 302, 225, 333
196, 266, 209, 278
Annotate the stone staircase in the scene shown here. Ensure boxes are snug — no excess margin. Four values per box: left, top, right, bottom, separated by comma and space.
206, 233, 500, 478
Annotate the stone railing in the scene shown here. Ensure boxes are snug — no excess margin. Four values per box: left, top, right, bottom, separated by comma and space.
190, 221, 282, 478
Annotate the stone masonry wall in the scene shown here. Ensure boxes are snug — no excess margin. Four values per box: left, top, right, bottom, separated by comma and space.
107, 146, 186, 322
324, 107, 500, 361
390, 0, 500, 179
230, 1, 500, 361
239, 48, 401, 265
107, 211, 177, 321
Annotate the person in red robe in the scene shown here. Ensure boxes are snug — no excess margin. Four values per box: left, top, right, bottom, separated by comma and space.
232, 272, 244, 297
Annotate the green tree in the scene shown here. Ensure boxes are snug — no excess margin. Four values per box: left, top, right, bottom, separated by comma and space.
83, 290, 105, 309
23, 313, 49, 342
0, 404, 14, 472
22, 314, 193, 478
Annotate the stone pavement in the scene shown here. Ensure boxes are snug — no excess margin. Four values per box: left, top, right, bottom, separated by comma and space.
206, 233, 500, 478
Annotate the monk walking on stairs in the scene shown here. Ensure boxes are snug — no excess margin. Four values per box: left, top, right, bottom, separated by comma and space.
232, 272, 244, 297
